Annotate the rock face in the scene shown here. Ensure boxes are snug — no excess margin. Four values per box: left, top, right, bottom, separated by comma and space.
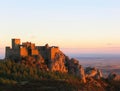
85, 67, 103, 79
78, 66, 86, 83
48, 51, 67, 73
66, 58, 86, 83
108, 72, 120, 81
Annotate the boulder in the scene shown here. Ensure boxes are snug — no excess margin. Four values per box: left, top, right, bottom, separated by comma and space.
85, 67, 102, 79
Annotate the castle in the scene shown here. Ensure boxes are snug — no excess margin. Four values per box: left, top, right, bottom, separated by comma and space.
5, 38, 59, 62
5, 38, 103, 83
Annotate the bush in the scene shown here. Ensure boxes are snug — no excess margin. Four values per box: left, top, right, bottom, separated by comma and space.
0, 60, 80, 83
0, 78, 17, 85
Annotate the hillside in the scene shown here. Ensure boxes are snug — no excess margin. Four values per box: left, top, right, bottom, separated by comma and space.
1, 39, 120, 91
0, 60, 120, 91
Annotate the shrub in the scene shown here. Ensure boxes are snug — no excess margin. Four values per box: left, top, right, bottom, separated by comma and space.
0, 78, 17, 85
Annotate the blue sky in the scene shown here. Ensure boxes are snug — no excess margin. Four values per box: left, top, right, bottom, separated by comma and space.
0, 0, 120, 57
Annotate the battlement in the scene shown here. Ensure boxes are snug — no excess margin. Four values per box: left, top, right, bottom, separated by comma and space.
5, 38, 60, 62
22, 42, 35, 49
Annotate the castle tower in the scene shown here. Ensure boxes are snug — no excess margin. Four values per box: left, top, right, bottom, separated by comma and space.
12, 39, 20, 49
5, 46, 11, 59
5, 39, 21, 62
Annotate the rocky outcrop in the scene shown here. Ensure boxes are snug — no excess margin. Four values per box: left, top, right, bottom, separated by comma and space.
108, 72, 120, 81
48, 51, 67, 73
66, 58, 79, 75
85, 67, 103, 79
78, 66, 86, 83
66, 58, 86, 83
20, 50, 105, 83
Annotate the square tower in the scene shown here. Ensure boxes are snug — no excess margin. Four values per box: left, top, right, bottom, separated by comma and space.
12, 39, 20, 49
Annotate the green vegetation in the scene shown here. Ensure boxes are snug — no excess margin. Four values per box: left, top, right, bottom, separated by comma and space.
0, 60, 82, 91
0, 60, 79, 82
0, 60, 120, 91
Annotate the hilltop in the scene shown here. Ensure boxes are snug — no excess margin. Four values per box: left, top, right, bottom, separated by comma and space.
0, 38, 119, 91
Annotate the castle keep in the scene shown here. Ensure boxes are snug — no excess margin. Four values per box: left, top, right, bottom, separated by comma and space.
5, 38, 59, 62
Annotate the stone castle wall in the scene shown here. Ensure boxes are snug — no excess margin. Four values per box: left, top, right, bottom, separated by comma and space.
50, 47, 59, 60
5, 39, 59, 62
20, 47, 28, 57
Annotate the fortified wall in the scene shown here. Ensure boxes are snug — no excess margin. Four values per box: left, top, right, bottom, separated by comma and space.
5, 38, 59, 62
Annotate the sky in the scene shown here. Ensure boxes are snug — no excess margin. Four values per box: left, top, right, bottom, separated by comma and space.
0, 0, 120, 57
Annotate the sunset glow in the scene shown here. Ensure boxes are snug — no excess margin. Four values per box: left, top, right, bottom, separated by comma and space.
0, 0, 120, 57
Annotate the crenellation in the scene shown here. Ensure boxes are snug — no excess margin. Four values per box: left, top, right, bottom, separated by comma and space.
5, 38, 60, 62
